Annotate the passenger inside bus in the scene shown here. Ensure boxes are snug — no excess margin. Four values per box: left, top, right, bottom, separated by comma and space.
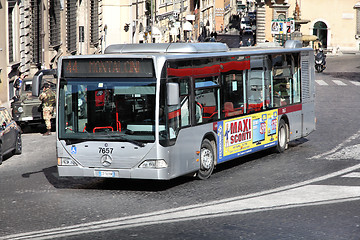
274, 83, 290, 106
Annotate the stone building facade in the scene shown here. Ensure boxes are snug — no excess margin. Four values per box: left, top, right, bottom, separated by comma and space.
1, 0, 104, 108
1, 0, 360, 108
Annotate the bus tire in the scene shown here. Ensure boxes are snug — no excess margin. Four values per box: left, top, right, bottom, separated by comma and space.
275, 119, 289, 153
196, 139, 215, 180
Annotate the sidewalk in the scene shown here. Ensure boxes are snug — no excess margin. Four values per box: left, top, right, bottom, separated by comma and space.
325, 48, 360, 56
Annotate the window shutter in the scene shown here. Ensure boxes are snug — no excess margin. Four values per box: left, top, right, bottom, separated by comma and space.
8, 3, 15, 63
67, 0, 77, 53
49, 0, 61, 47
90, 0, 99, 46
31, 0, 43, 64
357, 9, 360, 35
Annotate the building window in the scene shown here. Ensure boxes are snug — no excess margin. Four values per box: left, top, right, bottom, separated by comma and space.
90, 0, 99, 46
49, 0, 61, 47
356, 8, 360, 36
31, 0, 43, 65
67, 0, 77, 54
8, 2, 15, 63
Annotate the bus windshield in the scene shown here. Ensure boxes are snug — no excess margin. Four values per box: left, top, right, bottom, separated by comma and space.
58, 77, 156, 144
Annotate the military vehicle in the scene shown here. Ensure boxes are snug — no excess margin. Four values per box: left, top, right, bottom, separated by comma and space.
11, 69, 56, 129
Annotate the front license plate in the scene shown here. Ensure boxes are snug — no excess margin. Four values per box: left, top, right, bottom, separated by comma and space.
97, 171, 116, 178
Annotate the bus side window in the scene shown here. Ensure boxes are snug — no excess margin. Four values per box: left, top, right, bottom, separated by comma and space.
221, 72, 244, 118
247, 70, 264, 113
292, 53, 301, 104
272, 54, 293, 107
246, 55, 274, 113
180, 78, 190, 128
195, 77, 219, 124
166, 78, 190, 139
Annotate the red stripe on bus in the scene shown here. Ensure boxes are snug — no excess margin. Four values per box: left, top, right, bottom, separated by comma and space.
167, 60, 250, 77
278, 104, 302, 115
168, 109, 181, 119
221, 60, 250, 72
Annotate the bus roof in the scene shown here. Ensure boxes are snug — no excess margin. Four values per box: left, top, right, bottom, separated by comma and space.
60, 41, 311, 64
104, 43, 229, 54
103, 41, 308, 57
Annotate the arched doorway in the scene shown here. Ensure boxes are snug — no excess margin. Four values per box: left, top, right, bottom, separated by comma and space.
313, 21, 328, 49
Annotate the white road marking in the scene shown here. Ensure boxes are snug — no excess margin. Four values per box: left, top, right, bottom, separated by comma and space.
342, 172, 360, 178
316, 80, 328, 85
350, 81, 360, 86
332, 80, 347, 86
3, 163, 360, 240
325, 144, 360, 160
311, 129, 360, 159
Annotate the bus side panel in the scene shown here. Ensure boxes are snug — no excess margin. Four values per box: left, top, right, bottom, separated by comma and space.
285, 111, 302, 141
167, 125, 212, 178
217, 109, 278, 163
302, 102, 316, 137
301, 50, 316, 137
278, 104, 303, 141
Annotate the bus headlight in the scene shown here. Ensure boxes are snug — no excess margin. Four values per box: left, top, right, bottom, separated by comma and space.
17, 107, 24, 113
58, 157, 77, 166
139, 159, 168, 169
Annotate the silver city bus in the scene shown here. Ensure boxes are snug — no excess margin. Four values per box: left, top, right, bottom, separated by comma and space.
52, 41, 315, 180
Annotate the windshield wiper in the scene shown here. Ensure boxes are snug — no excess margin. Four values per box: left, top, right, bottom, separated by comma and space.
64, 139, 87, 145
109, 134, 145, 148
63, 136, 145, 147
96, 131, 145, 147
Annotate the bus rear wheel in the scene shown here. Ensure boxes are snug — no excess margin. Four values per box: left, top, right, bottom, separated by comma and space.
275, 119, 289, 153
196, 139, 215, 180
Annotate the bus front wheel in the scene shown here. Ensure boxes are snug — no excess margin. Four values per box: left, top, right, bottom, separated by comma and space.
275, 119, 289, 153
196, 139, 215, 180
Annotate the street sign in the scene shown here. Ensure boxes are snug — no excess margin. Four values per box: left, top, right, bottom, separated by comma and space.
271, 19, 295, 35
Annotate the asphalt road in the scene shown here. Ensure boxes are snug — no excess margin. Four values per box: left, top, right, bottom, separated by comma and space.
1, 54, 360, 239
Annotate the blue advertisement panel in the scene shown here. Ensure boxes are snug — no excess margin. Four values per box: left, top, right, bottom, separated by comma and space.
217, 110, 278, 163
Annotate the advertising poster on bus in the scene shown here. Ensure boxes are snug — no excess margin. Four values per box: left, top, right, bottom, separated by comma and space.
217, 110, 278, 163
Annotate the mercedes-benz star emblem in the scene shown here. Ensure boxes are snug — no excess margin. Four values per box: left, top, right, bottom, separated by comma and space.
100, 154, 112, 167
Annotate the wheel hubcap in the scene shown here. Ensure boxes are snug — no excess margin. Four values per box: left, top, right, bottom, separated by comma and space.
201, 148, 213, 170
279, 126, 286, 147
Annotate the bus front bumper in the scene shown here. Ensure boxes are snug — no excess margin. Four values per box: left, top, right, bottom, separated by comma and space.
57, 165, 172, 180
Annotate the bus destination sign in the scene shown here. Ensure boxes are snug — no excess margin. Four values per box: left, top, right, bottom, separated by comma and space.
62, 58, 154, 78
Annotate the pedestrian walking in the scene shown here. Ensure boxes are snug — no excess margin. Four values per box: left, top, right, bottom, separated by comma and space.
14, 73, 25, 99
39, 83, 56, 136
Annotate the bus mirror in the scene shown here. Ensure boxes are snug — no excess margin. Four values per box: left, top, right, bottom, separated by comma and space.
167, 83, 180, 106
32, 72, 43, 97
32, 69, 57, 97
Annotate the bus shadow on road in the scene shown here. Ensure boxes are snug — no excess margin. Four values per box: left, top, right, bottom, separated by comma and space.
213, 138, 309, 175
32, 165, 194, 192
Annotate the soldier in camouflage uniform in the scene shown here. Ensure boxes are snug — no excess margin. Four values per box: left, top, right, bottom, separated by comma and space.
39, 83, 56, 136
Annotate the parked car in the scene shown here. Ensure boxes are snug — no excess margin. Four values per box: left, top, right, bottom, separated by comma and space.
0, 107, 22, 164
240, 17, 251, 30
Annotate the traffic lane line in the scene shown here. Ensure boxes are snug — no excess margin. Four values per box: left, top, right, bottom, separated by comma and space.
332, 80, 347, 86
316, 80, 328, 85
2, 163, 360, 240
350, 81, 360, 86
342, 172, 360, 178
